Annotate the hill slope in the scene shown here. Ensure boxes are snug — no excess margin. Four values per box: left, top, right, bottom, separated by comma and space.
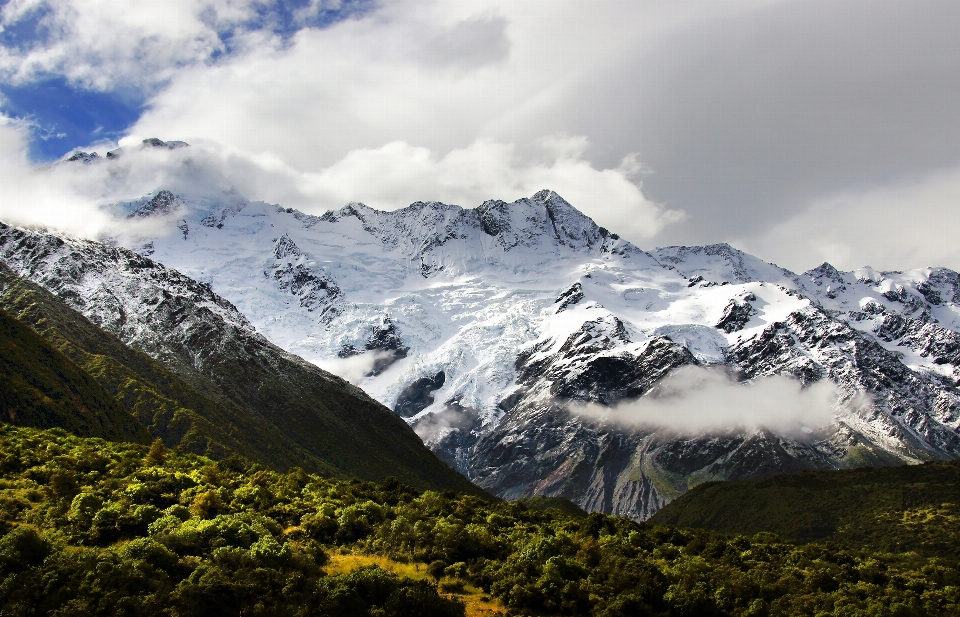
0, 239, 478, 494
650, 461, 960, 557
0, 262, 332, 469
0, 306, 148, 443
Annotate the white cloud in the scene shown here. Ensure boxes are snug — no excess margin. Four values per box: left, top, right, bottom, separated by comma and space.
315, 350, 394, 385
292, 136, 683, 239
0, 117, 120, 237
572, 365, 840, 437
125, 0, 706, 170
0, 0, 263, 91
742, 163, 960, 272
8, 0, 959, 275
0, 119, 682, 243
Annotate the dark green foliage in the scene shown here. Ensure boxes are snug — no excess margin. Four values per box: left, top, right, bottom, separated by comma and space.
0, 425, 464, 617
0, 263, 480, 494
520, 495, 588, 518
2, 425, 960, 615
650, 460, 960, 557
0, 306, 149, 443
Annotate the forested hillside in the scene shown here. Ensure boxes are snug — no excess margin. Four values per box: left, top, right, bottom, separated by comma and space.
651, 461, 960, 558
0, 306, 148, 444
1, 425, 958, 616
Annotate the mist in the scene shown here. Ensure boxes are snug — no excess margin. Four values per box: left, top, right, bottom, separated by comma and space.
571, 365, 841, 437
315, 351, 395, 385
0, 116, 681, 246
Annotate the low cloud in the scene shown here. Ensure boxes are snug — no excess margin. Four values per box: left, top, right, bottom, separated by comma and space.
571, 365, 840, 437
0, 119, 681, 244
315, 350, 394, 385
413, 401, 480, 443
0, 117, 159, 240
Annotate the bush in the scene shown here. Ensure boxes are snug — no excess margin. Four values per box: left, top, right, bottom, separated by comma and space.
0, 526, 50, 574
1, 425, 959, 617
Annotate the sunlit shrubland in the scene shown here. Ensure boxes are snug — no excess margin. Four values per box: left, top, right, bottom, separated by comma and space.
1, 424, 958, 616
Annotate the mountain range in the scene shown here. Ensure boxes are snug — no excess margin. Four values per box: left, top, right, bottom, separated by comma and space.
3, 150, 959, 519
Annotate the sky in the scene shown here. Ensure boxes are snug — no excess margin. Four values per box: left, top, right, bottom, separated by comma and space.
1, 0, 960, 273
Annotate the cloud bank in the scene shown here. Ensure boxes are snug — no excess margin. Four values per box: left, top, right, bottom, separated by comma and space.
315, 351, 394, 385
4, 0, 960, 272
0, 118, 681, 243
742, 164, 960, 272
572, 366, 840, 437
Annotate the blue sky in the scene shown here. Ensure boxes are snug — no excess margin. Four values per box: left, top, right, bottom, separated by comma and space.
0, 0, 373, 160
0, 78, 143, 159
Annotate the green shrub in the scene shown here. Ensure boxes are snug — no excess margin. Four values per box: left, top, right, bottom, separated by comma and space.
1, 425, 959, 617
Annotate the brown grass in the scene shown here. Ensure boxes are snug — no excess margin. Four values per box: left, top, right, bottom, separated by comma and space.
324, 553, 508, 617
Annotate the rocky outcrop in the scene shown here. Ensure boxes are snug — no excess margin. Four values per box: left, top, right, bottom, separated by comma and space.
267, 233, 342, 320
715, 293, 757, 333
395, 372, 446, 418
129, 190, 183, 218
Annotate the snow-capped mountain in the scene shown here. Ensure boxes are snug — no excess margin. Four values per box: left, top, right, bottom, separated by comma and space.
5, 180, 960, 519
0, 221, 481, 493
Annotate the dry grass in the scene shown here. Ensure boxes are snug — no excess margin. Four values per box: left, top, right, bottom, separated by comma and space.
324, 553, 508, 617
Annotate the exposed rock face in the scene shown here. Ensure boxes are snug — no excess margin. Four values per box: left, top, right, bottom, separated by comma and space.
555, 282, 584, 313
395, 372, 446, 418
103, 138, 189, 160
130, 191, 183, 218
9, 185, 960, 520
715, 293, 757, 333
462, 334, 703, 519
140, 137, 189, 150
267, 233, 342, 320
63, 151, 101, 164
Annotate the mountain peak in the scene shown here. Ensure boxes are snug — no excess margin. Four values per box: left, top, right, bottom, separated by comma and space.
803, 262, 842, 282
126, 190, 184, 219
273, 233, 302, 260
654, 243, 797, 285
471, 190, 611, 253
140, 138, 189, 150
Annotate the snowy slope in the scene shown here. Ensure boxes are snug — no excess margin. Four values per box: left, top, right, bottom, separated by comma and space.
6, 174, 960, 519
0, 221, 484, 492
111, 190, 810, 419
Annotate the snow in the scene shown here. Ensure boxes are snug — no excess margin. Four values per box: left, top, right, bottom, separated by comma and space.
105, 190, 960, 448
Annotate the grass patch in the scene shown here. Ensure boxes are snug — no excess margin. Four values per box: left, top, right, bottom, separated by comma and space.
326, 553, 508, 616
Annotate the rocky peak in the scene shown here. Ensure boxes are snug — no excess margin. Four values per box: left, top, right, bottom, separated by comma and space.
475, 191, 606, 253
140, 138, 189, 150
105, 138, 190, 161
129, 190, 182, 218
804, 262, 843, 284
654, 243, 796, 285
63, 151, 101, 164
273, 233, 302, 260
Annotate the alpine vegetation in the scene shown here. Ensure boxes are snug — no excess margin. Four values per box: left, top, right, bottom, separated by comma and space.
1, 424, 959, 617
